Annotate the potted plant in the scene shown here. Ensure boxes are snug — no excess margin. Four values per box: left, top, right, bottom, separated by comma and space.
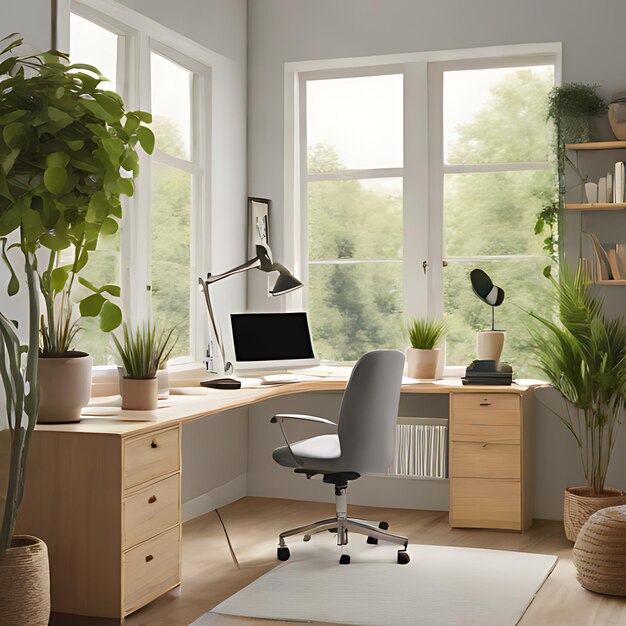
528, 265, 626, 541
0, 35, 154, 423
406, 317, 447, 379
547, 83, 607, 145
113, 322, 177, 410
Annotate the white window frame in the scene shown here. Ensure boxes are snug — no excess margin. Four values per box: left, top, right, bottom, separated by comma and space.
57, 0, 214, 370
286, 43, 561, 371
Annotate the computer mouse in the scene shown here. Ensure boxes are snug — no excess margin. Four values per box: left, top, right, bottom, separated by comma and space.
200, 378, 242, 390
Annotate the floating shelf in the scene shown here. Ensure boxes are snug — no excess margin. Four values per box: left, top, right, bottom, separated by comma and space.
596, 279, 626, 285
565, 203, 626, 210
566, 141, 626, 151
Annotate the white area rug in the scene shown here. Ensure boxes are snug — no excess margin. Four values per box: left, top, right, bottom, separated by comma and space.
195, 535, 557, 626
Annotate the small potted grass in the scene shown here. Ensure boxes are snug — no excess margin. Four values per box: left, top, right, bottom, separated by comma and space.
113, 322, 177, 410
406, 317, 447, 379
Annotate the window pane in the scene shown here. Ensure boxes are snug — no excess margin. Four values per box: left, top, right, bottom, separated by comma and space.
307, 74, 403, 172
309, 262, 404, 362
151, 162, 191, 357
445, 170, 554, 257
75, 235, 120, 365
444, 65, 554, 165
70, 13, 118, 90
444, 258, 555, 378
308, 178, 402, 261
151, 52, 192, 160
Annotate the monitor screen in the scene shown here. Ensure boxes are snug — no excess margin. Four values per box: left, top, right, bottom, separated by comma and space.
230, 312, 316, 362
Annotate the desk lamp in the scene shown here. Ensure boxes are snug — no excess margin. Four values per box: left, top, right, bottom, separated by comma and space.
470, 268, 506, 364
198, 243, 303, 375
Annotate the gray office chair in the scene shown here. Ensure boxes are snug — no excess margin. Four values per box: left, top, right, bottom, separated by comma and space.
271, 349, 409, 565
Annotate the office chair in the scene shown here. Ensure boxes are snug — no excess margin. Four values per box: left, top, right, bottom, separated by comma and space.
271, 349, 409, 565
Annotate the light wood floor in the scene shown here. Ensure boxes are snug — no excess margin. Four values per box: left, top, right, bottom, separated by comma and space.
51, 496, 626, 626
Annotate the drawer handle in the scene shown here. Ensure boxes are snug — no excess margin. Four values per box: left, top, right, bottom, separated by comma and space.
148, 495, 157, 504
479, 402, 491, 406
150, 441, 158, 449
481, 442, 488, 448
145, 554, 154, 563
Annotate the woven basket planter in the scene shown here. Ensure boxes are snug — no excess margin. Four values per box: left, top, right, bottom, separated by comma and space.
564, 486, 626, 542
573, 505, 626, 596
0, 535, 50, 625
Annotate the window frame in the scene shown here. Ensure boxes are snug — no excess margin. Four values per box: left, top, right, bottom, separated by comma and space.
58, 0, 213, 369
287, 44, 562, 369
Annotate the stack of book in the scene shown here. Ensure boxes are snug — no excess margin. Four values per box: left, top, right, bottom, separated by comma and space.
462, 360, 513, 386
590, 234, 626, 281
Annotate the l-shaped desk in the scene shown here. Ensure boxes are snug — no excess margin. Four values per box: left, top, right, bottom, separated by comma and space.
16, 378, 535, 620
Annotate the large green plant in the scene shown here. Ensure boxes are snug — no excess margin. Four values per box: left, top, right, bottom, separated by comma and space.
0, 34, 153, 555
0, 33, 155, 352
528, 265, 626, 494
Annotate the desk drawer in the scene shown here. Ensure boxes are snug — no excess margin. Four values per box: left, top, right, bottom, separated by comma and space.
451, 442, 520, 479
451, 393, 520, 428
451, 478, 521, 530
123, 526, 180, 615
124, 427, 180, 490
123, 474, 180, 549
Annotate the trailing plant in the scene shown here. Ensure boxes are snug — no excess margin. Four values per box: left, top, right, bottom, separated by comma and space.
407, 317, 447, 350
533, 185, 559, 275
112, 322, 177, 379
0, 33, 155, 354
528, 264, 626, 494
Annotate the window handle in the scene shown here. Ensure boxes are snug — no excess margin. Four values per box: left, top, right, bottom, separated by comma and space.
443, 260, 449, 267
422, 260, 428, 274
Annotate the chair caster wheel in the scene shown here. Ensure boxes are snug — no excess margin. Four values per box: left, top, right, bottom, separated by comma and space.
367, 536, 378, 544
397, 550, 410, 565
339, 554, 351, 564
379, 521, 389, 530
303, 534, 311, 542
277, 546, 290, 561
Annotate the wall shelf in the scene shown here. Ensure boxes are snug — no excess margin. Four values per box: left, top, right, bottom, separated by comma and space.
565, 203, 626, 210
566, 141, 626, 151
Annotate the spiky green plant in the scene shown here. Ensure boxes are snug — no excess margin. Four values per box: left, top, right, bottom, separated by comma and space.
407, 317, 447, 350
528, 265, 626, 494
112, 323, 177, 379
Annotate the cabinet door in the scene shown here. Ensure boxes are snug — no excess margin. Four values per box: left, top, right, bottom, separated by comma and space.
451, 442, 520, 479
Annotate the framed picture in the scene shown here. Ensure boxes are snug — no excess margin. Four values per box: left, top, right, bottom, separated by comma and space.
248, 197, 271, 257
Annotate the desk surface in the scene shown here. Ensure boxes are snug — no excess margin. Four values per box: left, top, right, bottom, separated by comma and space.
35, 378, 536, 438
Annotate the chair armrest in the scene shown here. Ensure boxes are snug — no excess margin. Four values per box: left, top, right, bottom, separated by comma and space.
270, 413, 336, 426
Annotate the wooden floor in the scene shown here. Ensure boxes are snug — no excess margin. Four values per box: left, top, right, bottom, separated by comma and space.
51, 496, 626, 626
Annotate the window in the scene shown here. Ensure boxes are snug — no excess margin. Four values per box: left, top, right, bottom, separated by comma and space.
297, 49, 558, 375
68, 4, 210, 365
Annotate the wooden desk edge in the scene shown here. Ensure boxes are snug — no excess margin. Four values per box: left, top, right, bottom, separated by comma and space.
34, 379, 540, 437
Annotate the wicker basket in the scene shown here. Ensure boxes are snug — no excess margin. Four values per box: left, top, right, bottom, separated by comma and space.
564, 486, 626, 542
573, 505, 626, 596
0, 535, 50, 625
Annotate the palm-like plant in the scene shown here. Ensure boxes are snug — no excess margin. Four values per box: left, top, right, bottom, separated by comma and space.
528, 265, 626, 494
407, 318, 447, 350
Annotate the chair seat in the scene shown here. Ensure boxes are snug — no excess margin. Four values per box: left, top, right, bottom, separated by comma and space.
272, 434, 344, 472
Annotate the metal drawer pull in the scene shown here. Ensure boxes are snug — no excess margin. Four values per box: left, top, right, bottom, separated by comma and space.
150, 441, 158, 448
145, 554, 154, 563
148, 495, 157, 504
479, 402, 491, 406
481, 443, 488, 448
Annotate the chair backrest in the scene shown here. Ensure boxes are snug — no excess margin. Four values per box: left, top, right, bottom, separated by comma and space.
337, 350, 405, 474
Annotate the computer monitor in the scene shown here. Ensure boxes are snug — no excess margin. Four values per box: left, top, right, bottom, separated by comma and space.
229, 312, 320, 371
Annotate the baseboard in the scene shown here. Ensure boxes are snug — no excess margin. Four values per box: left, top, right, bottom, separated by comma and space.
182, 474, 247, 522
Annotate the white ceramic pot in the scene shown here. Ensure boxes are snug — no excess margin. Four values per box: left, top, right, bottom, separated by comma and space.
121, 377, 158, 410
476, 331, 506, 363
37, 352, 93, 423
157, 369, 169, 399
407, 348, 441, 379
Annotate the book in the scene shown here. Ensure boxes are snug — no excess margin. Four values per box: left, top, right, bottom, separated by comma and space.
608, 248, 622, 280
617, 243, 626, 276
599, 177, 607, 203
614, 162, 625, 203
590, 233, 613, 280
607, 173, 613, 203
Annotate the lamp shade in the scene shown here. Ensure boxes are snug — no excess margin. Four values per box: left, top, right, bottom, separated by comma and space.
270, 263, 303, 296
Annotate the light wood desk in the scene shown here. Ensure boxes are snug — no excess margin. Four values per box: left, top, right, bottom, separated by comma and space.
16, 379, 535, 619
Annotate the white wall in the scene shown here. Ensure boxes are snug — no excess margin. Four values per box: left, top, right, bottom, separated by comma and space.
246, 0, 626, 520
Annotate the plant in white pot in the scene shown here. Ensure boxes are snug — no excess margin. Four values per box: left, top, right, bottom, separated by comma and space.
406, 317, 447, 380
528, 265, 626, 541
0, 34, 154, 424
113, 322, 177, 410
